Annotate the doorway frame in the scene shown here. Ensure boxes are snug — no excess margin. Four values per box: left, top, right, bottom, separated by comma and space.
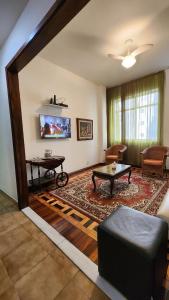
6, 0, 91, 209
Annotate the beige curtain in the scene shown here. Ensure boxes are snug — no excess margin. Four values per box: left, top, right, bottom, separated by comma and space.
107, 71, 164, 166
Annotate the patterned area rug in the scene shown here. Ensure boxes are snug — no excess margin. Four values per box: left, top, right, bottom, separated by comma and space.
51, 168, 169, 222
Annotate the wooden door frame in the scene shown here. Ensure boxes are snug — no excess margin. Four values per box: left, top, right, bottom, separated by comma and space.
6, 0, 91, 209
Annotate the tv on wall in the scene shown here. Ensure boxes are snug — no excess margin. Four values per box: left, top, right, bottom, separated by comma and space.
40, 114, 71, 139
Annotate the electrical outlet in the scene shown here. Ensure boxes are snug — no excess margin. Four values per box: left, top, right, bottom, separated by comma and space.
86, 161, 89, 165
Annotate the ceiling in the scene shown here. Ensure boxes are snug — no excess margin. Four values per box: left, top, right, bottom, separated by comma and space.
39, 0, 169, 87
0, 0, 28, 48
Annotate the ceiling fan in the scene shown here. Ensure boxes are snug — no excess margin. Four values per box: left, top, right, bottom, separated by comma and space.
108, 39, 153, 69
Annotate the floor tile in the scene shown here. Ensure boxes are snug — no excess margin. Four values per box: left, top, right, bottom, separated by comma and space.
22, 219, 42, 236
1, 199, 17, 209
0, 227, 31, 258
33, 231, 63, 255
13, 211, 28, 225
15, 255, 77, 300
54, 279, 90, 300
90, 289, 110, 300
0, 287, 20, 300
0, 259, 13, 296
0, 194, 17, 207
71, 271, 110, 300
0, 207, 11, 215
0, 206, 17, 215
50, 247, 78, 277
3, 238, 48, 282
0, 191, 111, 299
0, 196, 6, 205
0, 212, 19, 234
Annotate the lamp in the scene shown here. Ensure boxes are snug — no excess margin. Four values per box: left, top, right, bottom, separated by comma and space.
121, 55, 136, 69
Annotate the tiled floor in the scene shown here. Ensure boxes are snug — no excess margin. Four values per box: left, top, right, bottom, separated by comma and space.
0, 191, 109, 300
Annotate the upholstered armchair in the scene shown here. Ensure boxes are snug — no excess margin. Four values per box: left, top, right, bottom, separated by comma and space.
140, 146, 169, 177
105, 144, 127, 164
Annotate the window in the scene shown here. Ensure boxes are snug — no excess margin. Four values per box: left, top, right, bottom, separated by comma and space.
107, 71, 164, 165
124, 89, 159, 142
112, 88, 160, 144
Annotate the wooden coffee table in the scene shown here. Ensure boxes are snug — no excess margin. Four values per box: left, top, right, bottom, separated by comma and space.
92, 163, 132, 196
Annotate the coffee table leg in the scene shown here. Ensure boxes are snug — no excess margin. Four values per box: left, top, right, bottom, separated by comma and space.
110, 179, 114, 196
128, 169, 131, 184
92, 174, 96, 192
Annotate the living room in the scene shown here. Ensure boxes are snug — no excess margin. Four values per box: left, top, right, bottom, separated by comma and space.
17, 0, 169, 298
1, 0, 169, 299
18, 1, 169, 171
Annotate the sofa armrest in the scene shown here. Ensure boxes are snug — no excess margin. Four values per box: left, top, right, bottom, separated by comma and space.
140, 148, 149, 155
119, 146, 127, 153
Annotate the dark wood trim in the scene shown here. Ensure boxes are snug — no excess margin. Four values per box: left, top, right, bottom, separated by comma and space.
6, 0, 91, 209
6, 70, 28, 209
7, 0, 90, 72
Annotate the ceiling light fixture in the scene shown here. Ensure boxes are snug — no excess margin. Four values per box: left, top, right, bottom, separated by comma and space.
121, 55, 136, 69
108, 39, 153, 69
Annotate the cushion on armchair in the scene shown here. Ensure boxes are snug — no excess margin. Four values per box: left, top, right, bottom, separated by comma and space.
106, 155, 118, 160
143, 159, 163, 166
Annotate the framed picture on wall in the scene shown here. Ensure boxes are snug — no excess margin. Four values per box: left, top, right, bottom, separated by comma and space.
76, 118, 93, 140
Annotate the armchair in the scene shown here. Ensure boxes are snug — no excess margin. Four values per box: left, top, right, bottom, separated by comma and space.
105, 144, 127, 164
140, 146, 169, 177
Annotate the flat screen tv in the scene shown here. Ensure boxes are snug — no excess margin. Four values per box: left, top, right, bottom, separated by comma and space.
40, 114, 71, 139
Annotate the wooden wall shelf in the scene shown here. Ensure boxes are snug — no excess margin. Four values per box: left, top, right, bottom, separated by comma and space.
43, 104, 68, 109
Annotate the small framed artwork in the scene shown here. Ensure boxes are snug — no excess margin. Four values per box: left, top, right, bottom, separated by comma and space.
76, 118, 93, 140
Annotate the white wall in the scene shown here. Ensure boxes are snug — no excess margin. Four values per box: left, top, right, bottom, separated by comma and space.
0, 0, 56, 200
19, 56, 106, 179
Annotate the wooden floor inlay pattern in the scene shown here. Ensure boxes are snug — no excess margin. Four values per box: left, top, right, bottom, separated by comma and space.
33, 192, 98, 240
29, 192, 98, 263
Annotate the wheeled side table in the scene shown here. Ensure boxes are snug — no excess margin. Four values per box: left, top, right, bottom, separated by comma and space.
26, 156, 69, 190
